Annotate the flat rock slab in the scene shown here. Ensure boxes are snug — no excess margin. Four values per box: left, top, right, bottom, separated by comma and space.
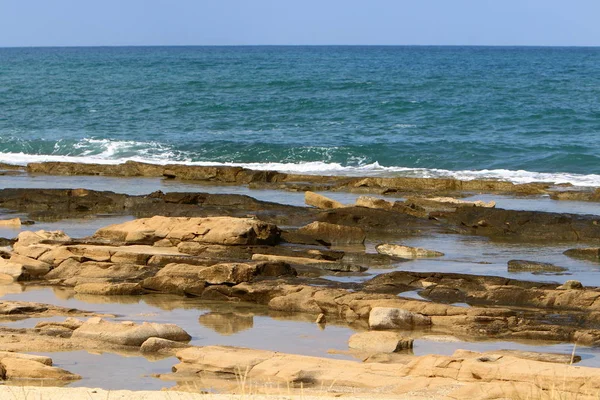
94, 216, 281, 246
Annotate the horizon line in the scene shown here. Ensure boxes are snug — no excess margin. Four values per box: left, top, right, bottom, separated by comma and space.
1, 44, 600, 49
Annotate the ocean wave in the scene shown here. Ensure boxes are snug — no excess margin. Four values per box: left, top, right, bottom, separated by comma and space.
1, 151, 599, 187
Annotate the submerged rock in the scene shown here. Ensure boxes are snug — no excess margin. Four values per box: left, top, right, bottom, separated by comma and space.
376, 243, 444, 258
507, 259, 567, 273
564, 247, 600, 261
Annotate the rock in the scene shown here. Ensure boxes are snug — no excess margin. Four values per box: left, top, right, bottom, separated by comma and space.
304, 191, 344, 209
197, 261, 296, 285
1, 357, 81, 381
12, 243, 51, 259
0, 351, 53, 366
507, 260, 567, 273
348, 331, 413, 353
140, 337, 191, 354
0, 258, 27, 281
8, 254, 52, 277
425, 197, 495, 208
16, 230, 70, 247
94, 216, 281, 246
38, 247, 81, 266
251, 254, 366, 272
36, 317, 84, 331
557, 280, 583, 290
0, 218, 21, 227
453, 349, 581, 364
446, 207, 600, 242
297, 221, 366, 245
315, 313, 326, 324
71, 318, 191, 347
74, 283, 144, 296
46, 259, 159, 286
355, 196, 394, 210
564, 248, 600, 261
376, 244, 444, 258
368, 307, 431, 330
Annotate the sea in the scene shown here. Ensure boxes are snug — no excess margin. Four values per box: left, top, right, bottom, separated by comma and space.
1, 46, 599, 186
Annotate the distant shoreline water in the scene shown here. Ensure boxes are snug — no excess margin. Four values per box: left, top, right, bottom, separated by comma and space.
1, 46, 599, 186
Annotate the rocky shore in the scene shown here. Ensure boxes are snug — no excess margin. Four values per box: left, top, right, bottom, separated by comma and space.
1, 162, 600, 399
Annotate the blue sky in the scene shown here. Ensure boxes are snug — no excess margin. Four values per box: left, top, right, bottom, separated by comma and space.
1, 0, 599, 47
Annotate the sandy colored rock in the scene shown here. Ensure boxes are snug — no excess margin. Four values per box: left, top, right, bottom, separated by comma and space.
304, 191, 345, 209
140, 337, 191, 354
12, 243, 51, 259
369, 307, 432, 329
197, 262, 296, 285
0, 258, 26, 280
426, 197, 495, 208
557, 280, 583, 290
297, 221, 366, 245
94, 216, 281, 246
355, 196, 394, 210
376, 243, 444, 258
453, 349, 581, 364
15, 230, 70, 247
37, 246, 81, 266
1, 357, 81, 381
71, 317, 191, 347
0, 217, 21, 227
348, 331, 414, 353
74, 282, 144, 295
46, 259, 159, 286
8, 254, 52, 277
0, 351, 52, 366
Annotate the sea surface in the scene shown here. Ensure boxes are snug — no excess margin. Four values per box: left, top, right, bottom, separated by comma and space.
1, 46, 599, 186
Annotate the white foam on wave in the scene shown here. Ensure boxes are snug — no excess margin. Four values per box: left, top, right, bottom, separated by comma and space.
1, 151, 599, 188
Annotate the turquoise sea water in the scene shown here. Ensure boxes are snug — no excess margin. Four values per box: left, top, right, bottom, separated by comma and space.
1, 46, 599, 185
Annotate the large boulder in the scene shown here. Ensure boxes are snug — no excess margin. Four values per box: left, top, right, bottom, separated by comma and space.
94, 216, 281, 246
71, 317, 191, 347
368, 307, 431, 330
297, 221, 366, 245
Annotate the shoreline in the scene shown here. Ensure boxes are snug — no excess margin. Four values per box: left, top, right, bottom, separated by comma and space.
1, 170, 600, 398
3, 160, 600, 201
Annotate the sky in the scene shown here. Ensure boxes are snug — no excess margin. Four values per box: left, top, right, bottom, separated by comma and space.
1, 0, 599, 47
